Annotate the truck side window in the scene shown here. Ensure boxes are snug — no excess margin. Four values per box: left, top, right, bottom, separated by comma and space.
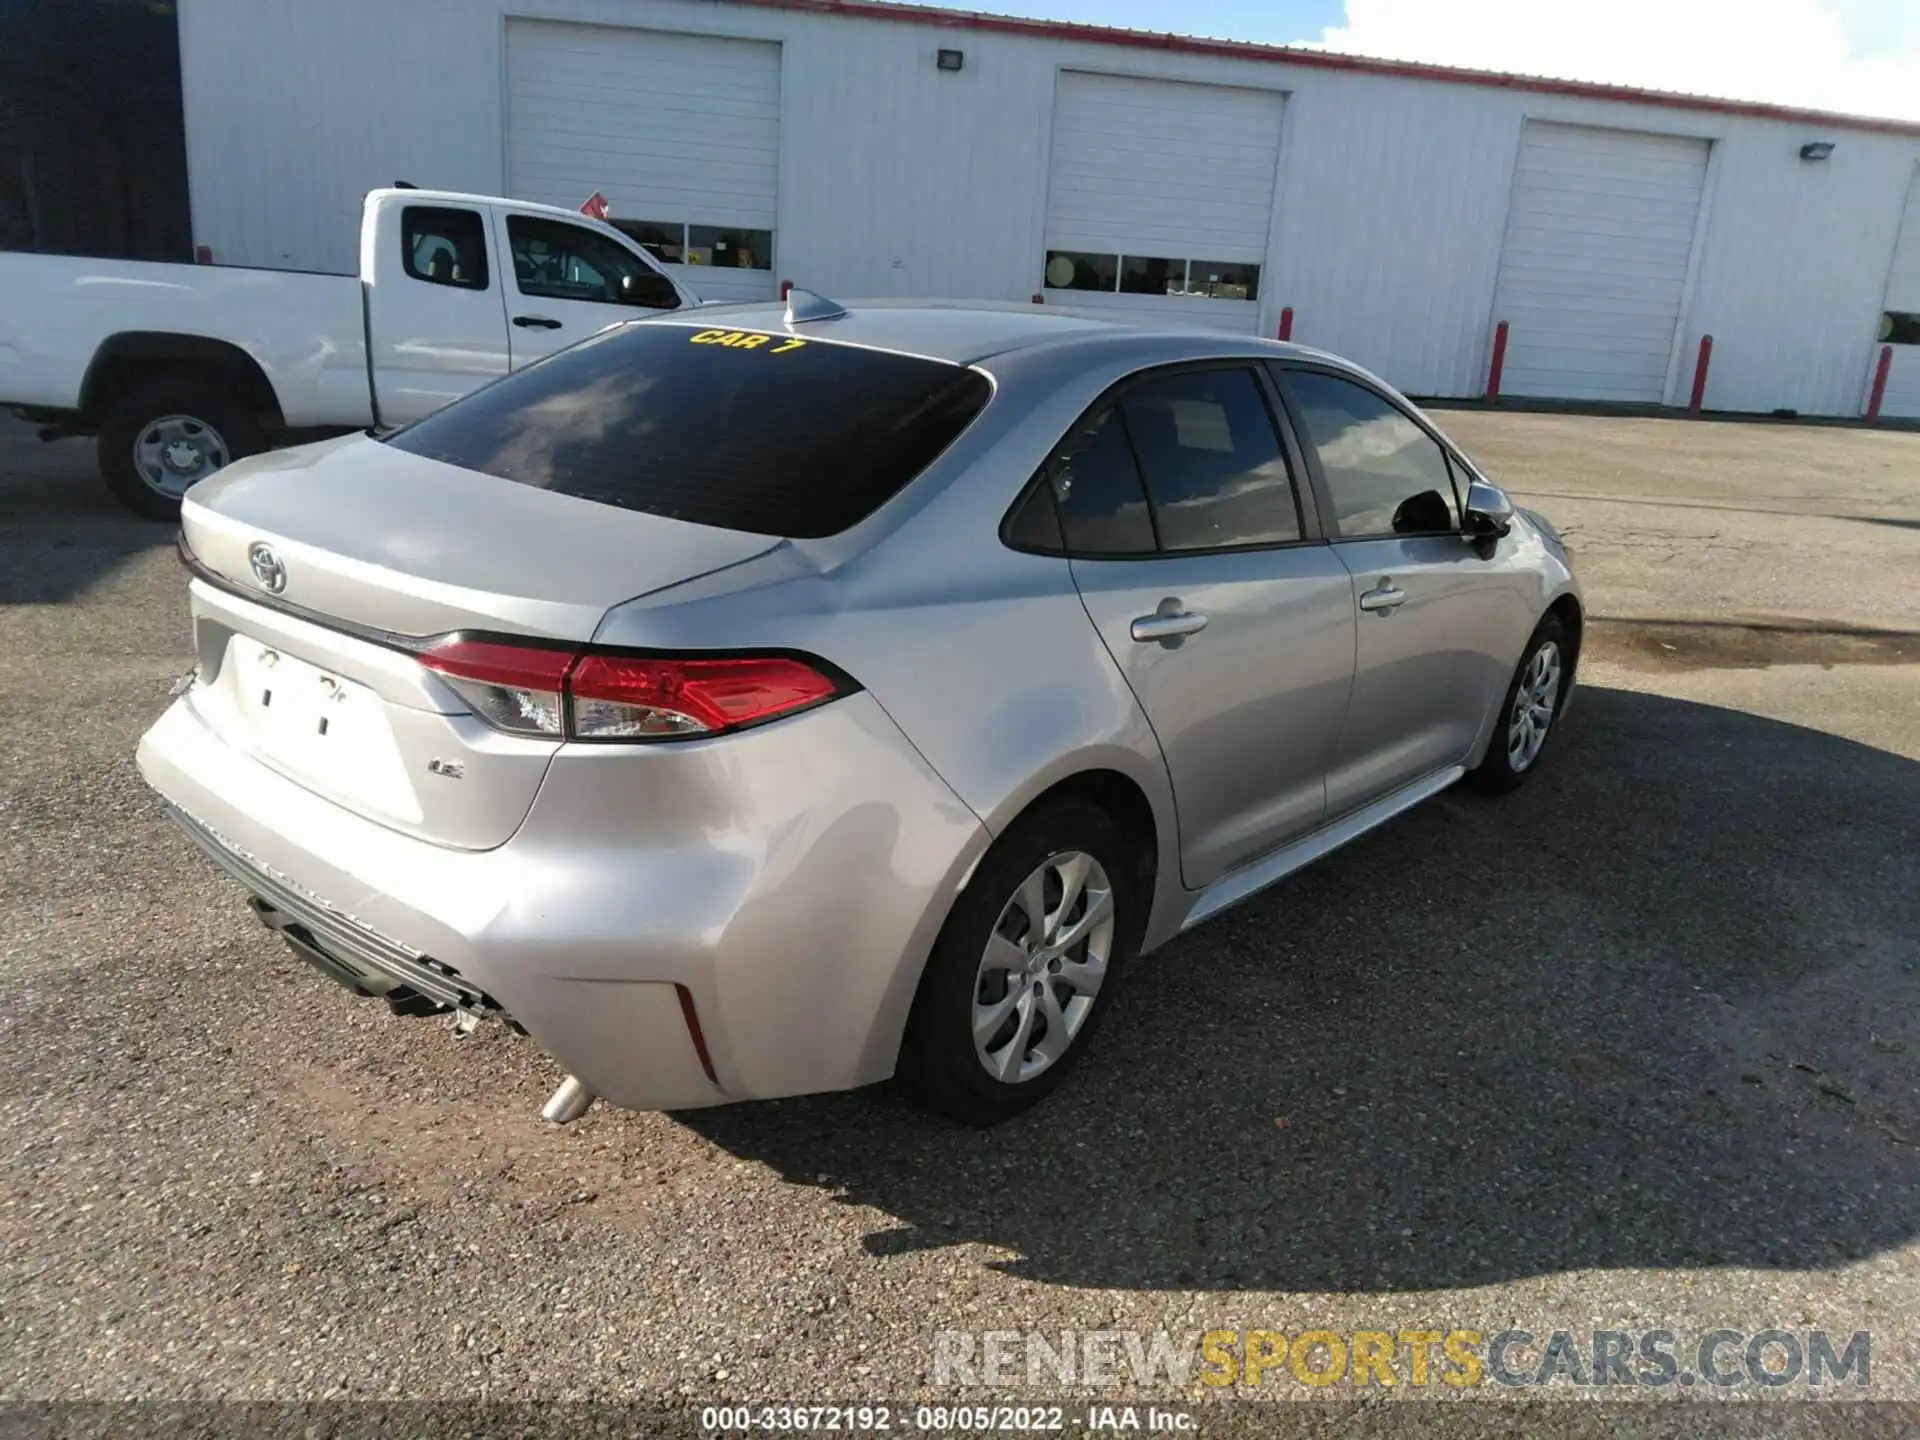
505, 215, 680, 311
402, 206, 489, 291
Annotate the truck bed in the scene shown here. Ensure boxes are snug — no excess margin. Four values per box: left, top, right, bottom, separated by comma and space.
0, 254, 373, 429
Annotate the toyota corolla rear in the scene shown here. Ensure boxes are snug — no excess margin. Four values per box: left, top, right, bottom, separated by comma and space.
136, 318, 995, 1115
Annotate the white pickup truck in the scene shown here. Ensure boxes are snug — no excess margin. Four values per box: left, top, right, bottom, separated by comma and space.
0, 189, 701, 518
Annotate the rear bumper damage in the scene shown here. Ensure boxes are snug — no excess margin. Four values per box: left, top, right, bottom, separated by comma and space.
137, 687, 988, 1118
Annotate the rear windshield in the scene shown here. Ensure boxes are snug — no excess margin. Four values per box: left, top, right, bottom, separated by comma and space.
383, 321, 992, 538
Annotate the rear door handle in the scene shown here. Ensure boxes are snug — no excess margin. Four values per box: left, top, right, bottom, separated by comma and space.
1130, 600, 1209, 644
1359, 584, 1406, 614
512, 315, 563, 330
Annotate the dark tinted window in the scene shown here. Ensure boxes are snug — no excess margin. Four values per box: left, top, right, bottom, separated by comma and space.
1119, 256, 1183, 295
612, 219, 685, 263
1044, 251, 1119, 293
403, 206, 488, 290
1044, 406, 1157, 556
384, 323, 991, 538
1286, 371, 1458, 539
688, 224, 773, 271
506, 215, 679, 310
1116, 367, 1301, 551
1003, 480, 1064, 553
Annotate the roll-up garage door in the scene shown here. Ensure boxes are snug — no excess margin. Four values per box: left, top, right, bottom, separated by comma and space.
1875, 165, 1920, 419
1043, 72, 1284, 332
505, 20, 780, 303
1491, 122, 1710, 402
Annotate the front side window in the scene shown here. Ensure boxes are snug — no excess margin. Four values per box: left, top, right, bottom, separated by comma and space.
384, 323, 990, 538
1115, 367, 1301, 551
402, 206, 488, 290
1285, 371, 1459, 540
506, 215, 679, 310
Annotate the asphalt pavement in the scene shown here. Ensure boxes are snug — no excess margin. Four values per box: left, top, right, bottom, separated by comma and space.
1, 413, 1916, 1432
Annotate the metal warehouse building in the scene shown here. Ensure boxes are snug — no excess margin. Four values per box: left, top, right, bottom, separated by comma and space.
176, 0, 1920, 418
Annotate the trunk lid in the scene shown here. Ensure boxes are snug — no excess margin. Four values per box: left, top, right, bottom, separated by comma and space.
178, 435, 780, 850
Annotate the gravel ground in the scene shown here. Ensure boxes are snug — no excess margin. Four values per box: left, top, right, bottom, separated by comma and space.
1, 413, 1916, 1432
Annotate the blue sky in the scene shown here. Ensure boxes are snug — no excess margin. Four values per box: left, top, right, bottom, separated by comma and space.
917, 0, 1920, 120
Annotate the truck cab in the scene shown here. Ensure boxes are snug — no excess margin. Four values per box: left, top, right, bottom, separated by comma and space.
362, 190, 698, 425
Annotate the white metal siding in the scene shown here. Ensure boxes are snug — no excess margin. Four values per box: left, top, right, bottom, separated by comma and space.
1492, 122, 1709, 402
174, 0, 1920, 416
1876, 165, 1920, 418
1044, 72, 1283, 332
505, 20, 780, 301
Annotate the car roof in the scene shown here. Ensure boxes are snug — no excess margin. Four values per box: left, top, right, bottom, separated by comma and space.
651, 297, 1350, 369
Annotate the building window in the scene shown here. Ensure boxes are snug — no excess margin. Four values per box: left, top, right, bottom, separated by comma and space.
1883, 311, 1920, 346
1044, 251, 1120, 292
612, 219, 685, 264
688, 224, 773, 270
1119, 255, 1184, 295
608, 220, 774, 271
1043, 251, 1259, 302
402, 206, 488, 290
1180, 260, 1260, 301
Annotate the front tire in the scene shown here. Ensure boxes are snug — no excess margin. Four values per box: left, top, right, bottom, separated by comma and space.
1468, 612, 1571, 794
898, 801, 1142, 1126
98, 375, 264, 521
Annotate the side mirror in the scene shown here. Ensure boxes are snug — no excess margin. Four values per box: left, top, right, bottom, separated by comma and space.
1463, 479, 1514, 540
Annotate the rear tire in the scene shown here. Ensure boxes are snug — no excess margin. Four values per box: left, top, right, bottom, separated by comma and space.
1467, 612, 1571, 795
898, 801, 1143, 1126
98, 375, 264, 521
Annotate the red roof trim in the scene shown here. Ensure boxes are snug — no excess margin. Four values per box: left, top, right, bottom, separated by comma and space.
725, 0, 1920, 139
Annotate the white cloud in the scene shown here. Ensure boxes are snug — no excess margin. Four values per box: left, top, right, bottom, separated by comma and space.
1310, 0, 1920, 122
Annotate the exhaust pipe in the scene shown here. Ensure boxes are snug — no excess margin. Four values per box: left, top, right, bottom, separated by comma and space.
541, 1075, 595, 1126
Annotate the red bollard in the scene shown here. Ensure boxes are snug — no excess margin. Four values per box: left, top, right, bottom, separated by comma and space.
194, 245, 213, 265
1688, 335, 1713, 415
1486, 321, 1509, 403
1277, 306, 1294, 342
1867, 345, 1893, 424
1031, 293, 1045, 304
779, 278, 793, 301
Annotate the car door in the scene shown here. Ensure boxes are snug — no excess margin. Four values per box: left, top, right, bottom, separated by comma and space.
1274, 364, 1517, 816
366, 202, 511, 425
1049, 363, 1357, 888
489, 209, 684, 368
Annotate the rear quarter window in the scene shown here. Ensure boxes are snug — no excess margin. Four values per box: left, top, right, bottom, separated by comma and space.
384, 322, 992, 538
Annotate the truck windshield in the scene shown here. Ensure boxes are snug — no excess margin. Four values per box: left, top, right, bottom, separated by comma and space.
382, 321, 992, 538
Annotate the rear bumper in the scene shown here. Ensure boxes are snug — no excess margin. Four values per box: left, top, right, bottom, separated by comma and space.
137, 688, 989, 1111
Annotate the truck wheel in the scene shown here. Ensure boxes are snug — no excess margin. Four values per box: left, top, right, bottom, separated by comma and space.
98, 377, 265, 521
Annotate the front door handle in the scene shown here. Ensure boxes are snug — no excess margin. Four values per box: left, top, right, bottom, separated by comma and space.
512, 315, 563, 330
1130, 598, 1209, 645
1359, 583, 1407, 614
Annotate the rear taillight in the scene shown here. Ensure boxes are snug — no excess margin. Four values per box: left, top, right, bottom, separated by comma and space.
417, 638, 848, 743
418, 639, 573, 738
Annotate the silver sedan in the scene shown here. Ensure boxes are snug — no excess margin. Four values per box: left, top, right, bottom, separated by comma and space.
137, 298, 1581, 1126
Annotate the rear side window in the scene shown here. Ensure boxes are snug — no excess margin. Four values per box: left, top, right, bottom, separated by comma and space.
383, 323, 992, 538
1043, 406, 1157, 556
1114, 367, 1300, 551
403, 206, 488, 291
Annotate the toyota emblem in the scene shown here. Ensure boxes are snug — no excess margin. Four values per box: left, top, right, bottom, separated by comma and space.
247, 542, 287, 594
